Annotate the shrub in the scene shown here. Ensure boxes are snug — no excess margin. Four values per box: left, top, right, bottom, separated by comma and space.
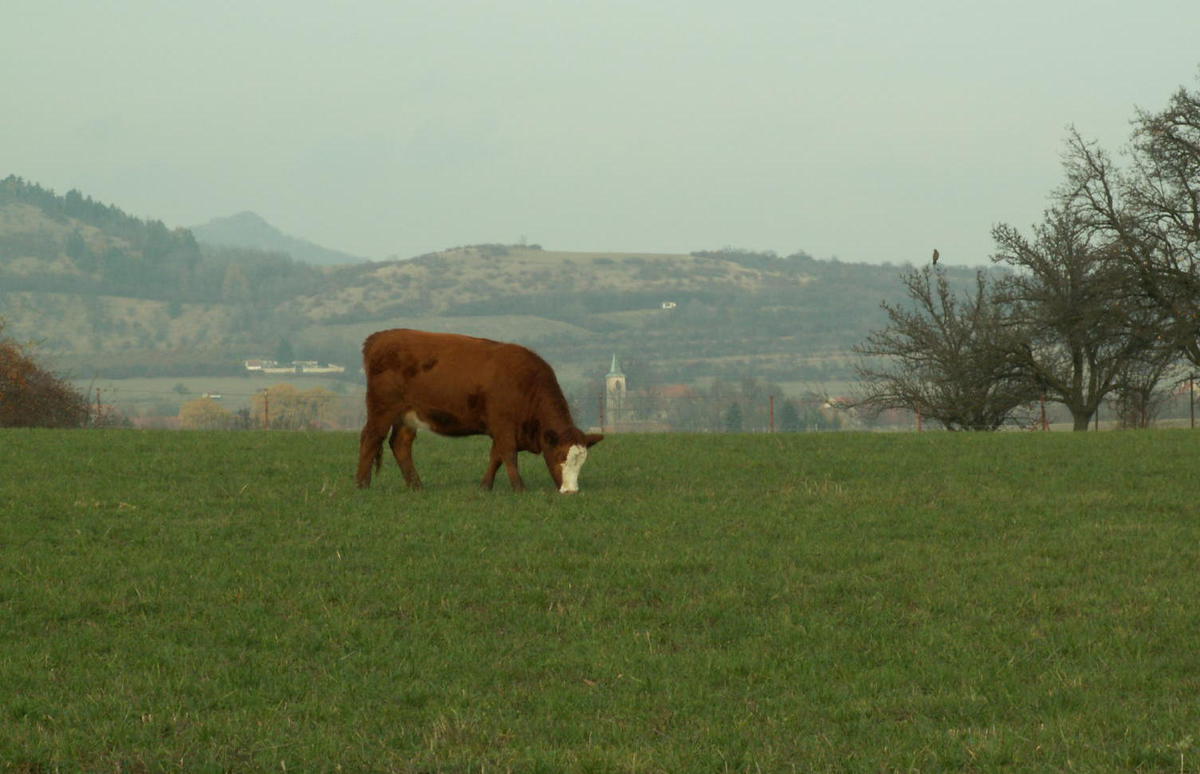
0, 322, 90, 427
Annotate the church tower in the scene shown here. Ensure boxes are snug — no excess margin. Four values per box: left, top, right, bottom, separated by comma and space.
605, 354, 627, 431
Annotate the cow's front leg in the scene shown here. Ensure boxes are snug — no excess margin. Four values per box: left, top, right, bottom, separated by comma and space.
505, 453, 527, 492
503, 445, 526, 492
484, 438, 525, 492
481, 455, 502, 490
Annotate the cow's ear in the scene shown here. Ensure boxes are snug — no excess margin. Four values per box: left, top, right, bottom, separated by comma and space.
543, 429, 560, 447
584, 433, 603, 447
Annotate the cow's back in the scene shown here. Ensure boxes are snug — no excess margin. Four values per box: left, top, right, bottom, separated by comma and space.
364, 328, 531, 384
364, 328, 492, 377
363, 329, 564, 424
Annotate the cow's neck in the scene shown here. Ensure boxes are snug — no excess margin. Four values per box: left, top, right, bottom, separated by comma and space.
531, 392, 580, 447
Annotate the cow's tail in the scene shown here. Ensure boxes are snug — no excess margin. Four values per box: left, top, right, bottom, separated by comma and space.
375, 424, 399, 474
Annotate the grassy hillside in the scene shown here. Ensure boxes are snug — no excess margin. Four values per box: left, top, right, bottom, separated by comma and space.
3, 429, 1199, 770
278, 245, 924, 388
287, 245, 813, 321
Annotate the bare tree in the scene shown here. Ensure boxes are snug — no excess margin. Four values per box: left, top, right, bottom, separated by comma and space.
991, 205, 1156, 430
1107, 348, 1179, 429
854, 267, 1037, 430
1063, 73, 1200, 367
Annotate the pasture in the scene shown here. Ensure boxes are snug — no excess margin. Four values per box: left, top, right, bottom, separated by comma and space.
1, 428, 1198, 771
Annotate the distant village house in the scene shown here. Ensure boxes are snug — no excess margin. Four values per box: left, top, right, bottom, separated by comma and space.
244, 358, 346, 375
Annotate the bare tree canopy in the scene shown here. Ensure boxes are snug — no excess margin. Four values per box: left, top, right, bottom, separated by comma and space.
991, 205, 1165, 430
854, 267, 1037, 430
1064, 73, 1200, 366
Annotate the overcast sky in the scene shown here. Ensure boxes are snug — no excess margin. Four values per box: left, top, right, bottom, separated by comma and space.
5, 1, 1198, 265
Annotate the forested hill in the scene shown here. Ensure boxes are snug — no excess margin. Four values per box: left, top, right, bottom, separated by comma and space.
0, 177, 977, 385
0, 176, 322, 304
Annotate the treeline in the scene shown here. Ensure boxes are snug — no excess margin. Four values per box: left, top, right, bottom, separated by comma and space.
1, 175, 186, 248
0, 176, 324, 305
179, 384, 341, 431
690, 247, 813, 271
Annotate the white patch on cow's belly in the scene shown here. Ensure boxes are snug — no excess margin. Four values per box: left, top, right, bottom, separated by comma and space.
559, 444, 588, 494
402, 410, 432, 432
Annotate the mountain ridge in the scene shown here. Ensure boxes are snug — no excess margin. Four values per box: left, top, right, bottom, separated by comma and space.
191, 211, 364, 265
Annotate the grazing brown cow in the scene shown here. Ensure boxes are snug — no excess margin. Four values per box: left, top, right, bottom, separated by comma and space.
356, 329, 603, 493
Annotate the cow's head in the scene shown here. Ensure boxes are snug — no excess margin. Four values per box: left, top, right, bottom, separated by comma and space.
543, 429, 603, 493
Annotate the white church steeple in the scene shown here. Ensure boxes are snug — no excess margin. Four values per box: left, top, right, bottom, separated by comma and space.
604, 354, 626, 430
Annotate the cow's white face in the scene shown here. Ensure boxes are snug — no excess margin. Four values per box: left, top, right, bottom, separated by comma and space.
558, 444, 588, 494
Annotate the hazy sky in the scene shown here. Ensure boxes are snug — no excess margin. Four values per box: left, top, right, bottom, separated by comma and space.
5, 1, 1198, 265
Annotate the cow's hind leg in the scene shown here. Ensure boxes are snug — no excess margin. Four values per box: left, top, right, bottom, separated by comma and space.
388, 424, 422, 489
356, 410, 399, 488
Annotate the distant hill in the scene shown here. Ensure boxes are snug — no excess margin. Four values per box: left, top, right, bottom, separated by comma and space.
191, 211, 364, 265
0, 176, 980, 391
276, 244, 938, 388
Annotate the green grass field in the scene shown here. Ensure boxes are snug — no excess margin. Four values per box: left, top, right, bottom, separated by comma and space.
2, 429, 1199, 772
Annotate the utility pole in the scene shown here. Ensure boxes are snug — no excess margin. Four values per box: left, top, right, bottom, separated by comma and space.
260, 389, 270, 430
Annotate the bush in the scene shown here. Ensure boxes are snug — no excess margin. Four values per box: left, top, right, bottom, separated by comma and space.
0, 322, 90, 427
179, 397, 233, 430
